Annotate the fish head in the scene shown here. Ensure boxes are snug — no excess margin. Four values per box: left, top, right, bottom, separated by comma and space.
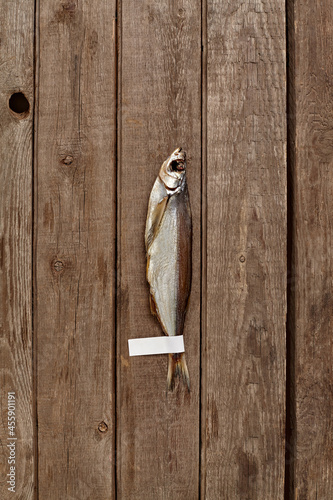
159, 148, 187, 192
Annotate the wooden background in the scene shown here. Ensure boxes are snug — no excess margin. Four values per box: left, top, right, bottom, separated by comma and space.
0, 0, 332, 499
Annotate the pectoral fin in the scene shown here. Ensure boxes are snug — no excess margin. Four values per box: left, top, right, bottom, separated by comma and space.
145, 195, 169, 250
149, 293, 158, 316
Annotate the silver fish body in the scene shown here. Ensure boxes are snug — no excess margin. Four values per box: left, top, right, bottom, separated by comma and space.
145, 148, 192, 390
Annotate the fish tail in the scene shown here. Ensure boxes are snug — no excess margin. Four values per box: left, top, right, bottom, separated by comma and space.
167, 353, 190, 392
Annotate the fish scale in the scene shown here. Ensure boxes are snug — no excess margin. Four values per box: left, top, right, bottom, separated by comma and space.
148, 198, 180, 337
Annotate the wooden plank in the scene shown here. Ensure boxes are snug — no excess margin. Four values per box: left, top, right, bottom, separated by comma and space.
35, 0, 116, 497
117, 1, 201, 498
292, 1, 333, 497
203, 1, 287, 498
0, 1, 34, 498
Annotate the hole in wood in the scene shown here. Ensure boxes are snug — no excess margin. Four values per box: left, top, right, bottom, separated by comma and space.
9, 92, 30, 118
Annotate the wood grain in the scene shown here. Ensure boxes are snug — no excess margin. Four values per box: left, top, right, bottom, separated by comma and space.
35, 0, 116, 497
4, 1, 332, 496
203, 1, 287, 498
292, 1, 333, 497
117, 1, 201, 498
0, 0, 34, 498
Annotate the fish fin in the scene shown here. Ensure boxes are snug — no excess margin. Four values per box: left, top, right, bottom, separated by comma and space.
167, 353, 190, 392
149, 293, 158, 316
145, 195, 169, 250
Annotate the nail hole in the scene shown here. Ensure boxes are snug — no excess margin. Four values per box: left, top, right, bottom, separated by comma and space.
9, 92, 30, 118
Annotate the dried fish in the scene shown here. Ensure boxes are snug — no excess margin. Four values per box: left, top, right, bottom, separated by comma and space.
145, 148, 192, 391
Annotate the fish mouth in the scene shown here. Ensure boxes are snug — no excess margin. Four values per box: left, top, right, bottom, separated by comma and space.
170, 159, 185, 172
170, 148, 186, 172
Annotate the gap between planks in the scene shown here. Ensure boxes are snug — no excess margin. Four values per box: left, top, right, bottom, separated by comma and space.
285, 0, 296, 498
32, 0, 40, 498
114, 0, 121, 498
200, 0, 208, 498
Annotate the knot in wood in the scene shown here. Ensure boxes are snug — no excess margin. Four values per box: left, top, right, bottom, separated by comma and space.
239, 255, 246, 263
53, 260, 64, 273
98, 421, 108, 433
62, 1, 76, 12
62, 155, 74, 165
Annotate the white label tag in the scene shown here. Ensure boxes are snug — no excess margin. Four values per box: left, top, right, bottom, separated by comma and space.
128, 335, 185, 356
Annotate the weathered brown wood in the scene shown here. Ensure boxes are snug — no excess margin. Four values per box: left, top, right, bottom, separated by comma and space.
203, 1, 287, 498
117, 1, 201, 498
0, 1, 34, 498
291, 1, 333, 498
35, 0, 116, 497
